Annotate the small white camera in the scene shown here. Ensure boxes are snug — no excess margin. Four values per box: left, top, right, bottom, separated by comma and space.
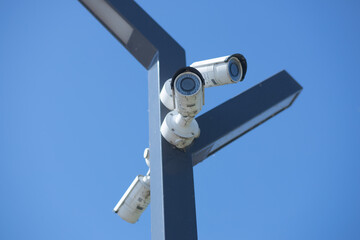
171, 68, 204, 117
160, 67, 205, 113
113, 175, 151, 224
113, 148, 151, 224
190, 53, 247, 88
160, 67, 204, 148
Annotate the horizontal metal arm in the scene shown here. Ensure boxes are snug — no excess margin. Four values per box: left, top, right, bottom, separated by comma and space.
79, 0, 184, 69
190, 70, 303, 166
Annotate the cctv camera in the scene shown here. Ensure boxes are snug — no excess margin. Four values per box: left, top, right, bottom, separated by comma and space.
160, 67, 204, 148
190, 53, 247, 88
160, 67, 205, 113
171, 67, 205, 117
113, 175, 150, 224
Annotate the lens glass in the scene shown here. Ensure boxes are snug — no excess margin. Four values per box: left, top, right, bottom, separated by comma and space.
228, 58, 242, 82
175, 73, 201, 96
230, 63, 239, 77
181, 78, 196, 92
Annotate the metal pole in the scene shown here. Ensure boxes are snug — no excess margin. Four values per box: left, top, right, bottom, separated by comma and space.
148, 52, 198, 239
78, 1, 198, 238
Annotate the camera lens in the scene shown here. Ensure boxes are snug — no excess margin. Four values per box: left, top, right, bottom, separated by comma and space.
175, 73, 201, 96
180, 78, 196, 92
228, 58, 241, 82
230, 62, 239, 77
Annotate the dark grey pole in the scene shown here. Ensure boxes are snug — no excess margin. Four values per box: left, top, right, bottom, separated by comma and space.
78, 1, 198, 239
147, 50, 198, 240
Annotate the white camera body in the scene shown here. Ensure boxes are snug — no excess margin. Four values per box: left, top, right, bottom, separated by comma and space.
113, 175, 150, 224
190, 53, 247, 88
159, 79, 174, 110
161, 110, 200, 148
172, 71, 204, 117
160, 67, 204, 148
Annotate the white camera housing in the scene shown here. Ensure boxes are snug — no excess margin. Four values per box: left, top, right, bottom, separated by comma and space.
161, 110, 200, 148
172, 70, 204, 117
159, 79, 174, 110
160, 68, 205, 114
160, 67, 205, 148
190, 53, 247, 88
113, 174, 150, 224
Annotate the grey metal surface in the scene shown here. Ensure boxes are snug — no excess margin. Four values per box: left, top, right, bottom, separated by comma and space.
79, 0, 184, 70
79, 0, 197, 239
190, 70, 302, 166
148, 56, 198, 240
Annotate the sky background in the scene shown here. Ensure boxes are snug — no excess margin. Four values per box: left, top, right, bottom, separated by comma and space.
1, 0, 360, 239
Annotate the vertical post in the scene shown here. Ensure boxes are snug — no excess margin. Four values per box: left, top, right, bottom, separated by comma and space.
148, 50, 198, 239
78, 0, 199, 237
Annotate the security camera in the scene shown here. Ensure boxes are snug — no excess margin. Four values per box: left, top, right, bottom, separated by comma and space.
160, 67, 205, 112
113, 175, 150, 223
160, 67, 204, 148
171, 67, 205, 117
113, 148, 151, 224
190, 53, 247, 88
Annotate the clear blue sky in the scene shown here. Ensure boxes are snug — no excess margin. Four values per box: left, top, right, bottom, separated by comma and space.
1, 0, 360, 239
